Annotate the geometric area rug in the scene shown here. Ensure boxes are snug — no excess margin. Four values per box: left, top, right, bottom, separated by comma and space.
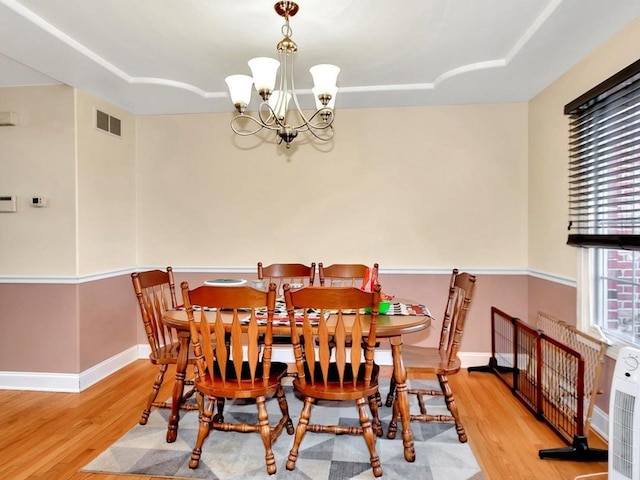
82, 379, 485, 480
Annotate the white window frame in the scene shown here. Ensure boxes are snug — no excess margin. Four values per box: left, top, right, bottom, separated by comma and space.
577, 247, 640, 360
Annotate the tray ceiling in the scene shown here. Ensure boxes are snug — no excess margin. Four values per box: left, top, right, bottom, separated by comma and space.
1, 0, 639, 114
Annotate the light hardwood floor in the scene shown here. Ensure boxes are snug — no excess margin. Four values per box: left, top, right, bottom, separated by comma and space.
0, 360, 608, 480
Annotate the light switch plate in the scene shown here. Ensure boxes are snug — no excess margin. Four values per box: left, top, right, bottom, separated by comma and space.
0, 195, 17, 212
0, 112, 18, 126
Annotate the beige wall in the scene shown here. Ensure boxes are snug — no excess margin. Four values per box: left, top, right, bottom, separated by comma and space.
528, 16, 640, 279
0, 86, 137, 277
136, 103, 528, 268
0, 85, 77, 275
75, 90, 138, 370
76, 90, 137, 275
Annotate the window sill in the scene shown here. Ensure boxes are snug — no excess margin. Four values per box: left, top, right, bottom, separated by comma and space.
581, 325, 640, 361
602, 335, 640, 360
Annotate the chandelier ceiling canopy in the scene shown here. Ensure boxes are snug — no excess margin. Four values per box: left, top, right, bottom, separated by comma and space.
224, 1, 339, 149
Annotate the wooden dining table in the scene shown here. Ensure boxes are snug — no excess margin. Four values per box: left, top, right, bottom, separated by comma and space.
162, 300, 431, 462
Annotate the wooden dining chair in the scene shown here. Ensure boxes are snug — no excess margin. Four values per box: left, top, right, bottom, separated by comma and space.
131, 267, 199, 425
318, 262, 378, 287
257, 262, 316, 289
283, 283, 384, 478
318, 262, 382, 395
257, 262, 316, 345
181, 281, 294, 475
386, 269, 477, 443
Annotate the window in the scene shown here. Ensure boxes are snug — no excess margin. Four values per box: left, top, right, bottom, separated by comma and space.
566, 59, 640, 348
595, 249, 640, 344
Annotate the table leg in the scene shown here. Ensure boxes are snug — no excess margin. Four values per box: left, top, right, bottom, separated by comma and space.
388, 336, 416, 462
167, 331, 189, 443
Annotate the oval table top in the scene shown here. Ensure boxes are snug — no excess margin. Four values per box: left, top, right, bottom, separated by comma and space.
163, 300, 431, 339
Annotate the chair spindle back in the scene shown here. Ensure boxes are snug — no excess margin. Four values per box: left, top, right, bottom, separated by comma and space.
181, 282, 278, 390
283, 284, 381, 391
318, 263, 379, 288
132, 267, 178, 354
257, 262, 316, 289
438, 269, 477, 366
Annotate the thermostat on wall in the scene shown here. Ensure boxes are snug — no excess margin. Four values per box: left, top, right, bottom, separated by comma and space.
31, 196, 47, 207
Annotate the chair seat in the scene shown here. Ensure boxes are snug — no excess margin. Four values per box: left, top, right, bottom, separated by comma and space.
196, 361, 289, 399
149, 342, 201, 364
294, 362, 380, 401
148, 342, 179, 362
401, 345, 461, 375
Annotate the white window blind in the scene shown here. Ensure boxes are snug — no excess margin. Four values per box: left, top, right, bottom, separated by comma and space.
566, 59, 640, 250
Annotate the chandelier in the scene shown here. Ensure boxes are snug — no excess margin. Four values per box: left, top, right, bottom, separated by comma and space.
224, 1, 340, 149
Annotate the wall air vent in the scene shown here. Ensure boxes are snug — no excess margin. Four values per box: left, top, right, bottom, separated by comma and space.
95, 109, 122, 137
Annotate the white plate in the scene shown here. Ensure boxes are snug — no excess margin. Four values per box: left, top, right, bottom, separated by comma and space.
203, 278, 247, 286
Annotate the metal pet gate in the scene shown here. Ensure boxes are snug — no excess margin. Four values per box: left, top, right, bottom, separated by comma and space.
469, 307, 608, 461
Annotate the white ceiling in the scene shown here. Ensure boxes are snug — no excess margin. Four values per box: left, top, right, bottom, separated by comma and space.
1, 0, 639, 115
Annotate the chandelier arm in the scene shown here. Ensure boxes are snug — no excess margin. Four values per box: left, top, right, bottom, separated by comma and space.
257, 102, 285, 128
283, 52, 334, 135
229, 114, 279, 137
287, 108, 335, 131
304, 123, 334, 142
278, 47, 294, 122
285, 52, 316, 128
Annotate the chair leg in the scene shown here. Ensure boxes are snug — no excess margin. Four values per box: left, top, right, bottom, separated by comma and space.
286, 397, 313, 471
256, 396, 278, 475
276, 384, 294, 435
357, 397, 383, 478
212, 397, 225, 423
140, 364, 168, 425
368, 395, 383, 437
386, 389, 401, 439
189, 395, 215, 469
385, 374, 397, 407
438, 374, 467, 443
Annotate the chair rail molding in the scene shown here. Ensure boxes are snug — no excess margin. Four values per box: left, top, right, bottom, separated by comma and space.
0, 266, 533, 284
528, 269, 576, 287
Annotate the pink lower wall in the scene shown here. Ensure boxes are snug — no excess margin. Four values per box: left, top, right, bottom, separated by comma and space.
0, 270, 531, 373
0, 275, 137, 373
171, 270, 529, 353
78, 275, 139, 371
3, 269, 615, 414
0, 283, 79, 372
527, 276, 577, 326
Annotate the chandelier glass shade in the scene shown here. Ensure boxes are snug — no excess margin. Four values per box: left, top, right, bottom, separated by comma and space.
224, 1, 340, 149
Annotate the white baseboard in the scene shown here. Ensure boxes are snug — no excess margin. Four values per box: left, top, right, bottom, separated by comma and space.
0, 345, 143, 392
0, 371, 81, 392
0, 346, 491, 392
271, 348, 490, 368
270, 346, 395, 365
590, 405, 608, 442
79, 346, 142, 391
459, 352, 491, 369
272, 349, 490, 370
